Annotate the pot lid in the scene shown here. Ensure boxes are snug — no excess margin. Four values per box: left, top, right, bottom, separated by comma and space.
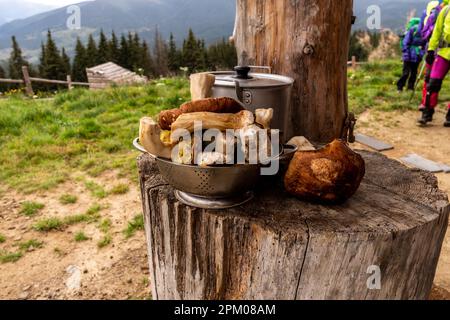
210, 66, 294, 89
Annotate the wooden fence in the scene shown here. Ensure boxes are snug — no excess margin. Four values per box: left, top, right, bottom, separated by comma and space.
0, 66, 90, 96
347, 56, 366, 70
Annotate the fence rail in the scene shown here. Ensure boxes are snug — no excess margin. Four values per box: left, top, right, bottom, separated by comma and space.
0, 66, 89, 96
347, 56, 366, 70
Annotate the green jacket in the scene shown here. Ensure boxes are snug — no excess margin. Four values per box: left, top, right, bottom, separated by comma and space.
429, 5, 450, 59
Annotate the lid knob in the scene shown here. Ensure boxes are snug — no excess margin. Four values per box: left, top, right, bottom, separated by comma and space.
233, 66, 253, 80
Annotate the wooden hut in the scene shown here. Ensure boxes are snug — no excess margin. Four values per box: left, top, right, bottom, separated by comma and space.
86, 62, 147, 90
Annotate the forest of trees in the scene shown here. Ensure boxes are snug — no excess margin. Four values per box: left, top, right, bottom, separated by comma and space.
0, 28, 238, 91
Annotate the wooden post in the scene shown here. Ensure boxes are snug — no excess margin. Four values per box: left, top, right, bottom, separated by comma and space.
66, 75, 73, 90
352, 55, 357, 71
138, 151, 449, 300
234, 0, 354, 143
21, 66, 34, 97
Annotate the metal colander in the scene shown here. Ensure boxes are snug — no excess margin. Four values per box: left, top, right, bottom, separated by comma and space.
133, 138, 297, 207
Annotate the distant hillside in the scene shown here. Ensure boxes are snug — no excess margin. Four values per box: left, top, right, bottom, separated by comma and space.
0, 0, 432, 63
353, 0, 428, 31
0, 0, 236, 54
0, 0, 57, 27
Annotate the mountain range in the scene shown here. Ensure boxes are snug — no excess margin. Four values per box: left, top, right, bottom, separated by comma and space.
353, 0, 428, 31
0, 0, 434, 63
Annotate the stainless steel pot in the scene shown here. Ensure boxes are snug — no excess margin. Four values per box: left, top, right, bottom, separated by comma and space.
210, 66, 294, 142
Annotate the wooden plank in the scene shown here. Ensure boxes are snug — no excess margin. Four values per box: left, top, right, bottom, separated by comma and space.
355, 133, 394, 151
22, 66, 34, 96
29, 77, 68, 85
400, 154, 444, 173
0, 78, 24, 84
66, 75, 73, 90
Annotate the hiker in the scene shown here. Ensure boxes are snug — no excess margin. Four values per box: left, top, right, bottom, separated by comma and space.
421, 2, 450, 127
419, 0, 448, 110
397, 18, 424, 92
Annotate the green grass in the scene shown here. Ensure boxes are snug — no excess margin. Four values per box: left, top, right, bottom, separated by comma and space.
33, 203, 104, 232
59, 194, 78, 205
33, 217, 63, 232
110, 183, 129, 195
0, 234, 5, 243
17, 239, 44, 251
97, 234, 112, 248
0, 239, 44, 264
85, 181, 107, 199
74, 231, 89, 242
85, 203, 102, 215
123, 214, 144, 239
348, 59, 450, 114
0, 251, 23, 263
19, 201, 45, 216
98, 218, 112, 234
0, 79, 190, 194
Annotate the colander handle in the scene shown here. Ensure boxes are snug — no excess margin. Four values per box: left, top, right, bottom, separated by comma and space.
133, 138, 156, 159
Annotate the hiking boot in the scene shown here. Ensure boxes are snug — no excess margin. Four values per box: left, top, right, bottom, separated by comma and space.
445, 109, 450, 127
418, 108, 435, 125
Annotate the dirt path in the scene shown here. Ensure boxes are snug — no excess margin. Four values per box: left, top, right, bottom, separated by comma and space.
0, 171, 151, 300
354, 108, 450, 299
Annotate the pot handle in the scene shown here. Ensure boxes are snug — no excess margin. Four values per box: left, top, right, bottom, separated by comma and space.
133, 138, 157, 159
234, 80, 243, 103
248, 65, 272, 74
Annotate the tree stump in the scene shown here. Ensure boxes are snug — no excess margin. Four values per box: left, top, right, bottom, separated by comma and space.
234, 0, 353, 143
137, 151, 449, 300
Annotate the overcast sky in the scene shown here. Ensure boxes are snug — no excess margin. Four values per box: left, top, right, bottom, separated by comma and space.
24, 0, 92, 6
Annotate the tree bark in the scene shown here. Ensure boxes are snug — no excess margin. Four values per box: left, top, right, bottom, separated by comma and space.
234, 0, 353, 143
138, 151, 449, 300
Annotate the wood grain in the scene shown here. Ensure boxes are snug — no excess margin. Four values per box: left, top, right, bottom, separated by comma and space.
137, 151, 449, 300
234, 0, 354, 143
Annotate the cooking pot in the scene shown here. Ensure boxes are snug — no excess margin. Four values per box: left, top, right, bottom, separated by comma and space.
210, 66, 294, 142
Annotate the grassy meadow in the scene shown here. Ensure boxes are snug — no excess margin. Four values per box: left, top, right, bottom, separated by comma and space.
348, 59, 450, 114
1, 60, 449, 195
0, 78, 190, 195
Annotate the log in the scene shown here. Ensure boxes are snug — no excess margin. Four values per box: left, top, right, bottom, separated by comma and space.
234, 0, 353, 143
137, 151, 449, 300
0, 78, 24, 84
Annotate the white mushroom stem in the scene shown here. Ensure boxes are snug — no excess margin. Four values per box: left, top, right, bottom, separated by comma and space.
139, 117, 173, 159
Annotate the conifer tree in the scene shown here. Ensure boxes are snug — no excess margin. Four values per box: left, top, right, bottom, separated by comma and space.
128, 32, 141, 71
97, 29, 110, 64
140, 40, 154, 77
8, 36, 30, 80
61, 47, 71, 76
207, 38, 237, 70
38, 42, 46, 77
154, 27, 169, 76
119, 34, 129, 69
168, 33, 180, 74
109, 31, 120, 63
86, 34, 98, 67
72, 37, 88, 82
182, 29, 201, 73
41, 30, 66, 81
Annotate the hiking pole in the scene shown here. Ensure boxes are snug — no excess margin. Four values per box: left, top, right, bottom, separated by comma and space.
409, 57, 427, 103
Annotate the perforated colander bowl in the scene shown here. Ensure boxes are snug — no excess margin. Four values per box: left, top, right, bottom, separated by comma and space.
133, 138, 296, 199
